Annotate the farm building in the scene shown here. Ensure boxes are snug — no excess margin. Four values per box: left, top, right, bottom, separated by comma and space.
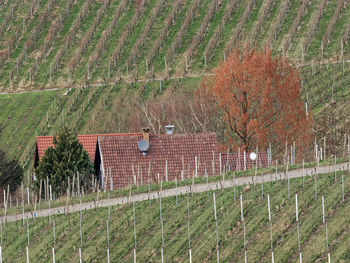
34, 127, 269, 189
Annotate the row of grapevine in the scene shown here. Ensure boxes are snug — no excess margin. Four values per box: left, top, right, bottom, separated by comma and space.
186, 0, 217, 59
51, 89, 84, 131
282, 0, 307, 54
165, 0, 201, 63
266, 0, 291, 46
31, 0, 75, 77
342, 21, 350, 46
88, 0, 129, 73
0, 0, 43, 65
0, 0, 22, 37
301, 0, 328, 55
12, 0, 58, 78
145, 0, 185, 66
109, 0, 150, 69
224, 0, 255, 55
249, 0, 275, 47
52, 0, 92, 75
126, 0, 166, 70
302, 62, 350, 110
70, 89, 95, 128
203, 0, 238, 62
68, 0, 112, 75
322, 0, 347, 49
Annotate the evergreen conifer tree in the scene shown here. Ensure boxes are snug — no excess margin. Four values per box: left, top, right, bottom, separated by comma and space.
36, 127, 93, 196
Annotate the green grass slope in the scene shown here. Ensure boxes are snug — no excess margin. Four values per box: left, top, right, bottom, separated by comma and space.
0, 0, 348, 91
1, 171, 350, 262
0, 76, 199, 170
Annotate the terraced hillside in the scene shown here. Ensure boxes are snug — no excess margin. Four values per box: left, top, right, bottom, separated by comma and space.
1, 170, 350, 262
0, 0, 349, 91
1, 62, 350, 174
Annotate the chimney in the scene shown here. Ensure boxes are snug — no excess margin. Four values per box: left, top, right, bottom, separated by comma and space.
142, 127, 150, 142
165, 125, 175, 135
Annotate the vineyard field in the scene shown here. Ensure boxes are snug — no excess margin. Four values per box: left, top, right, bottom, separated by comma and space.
1, 170, 350, 262
0, 0, 348, 91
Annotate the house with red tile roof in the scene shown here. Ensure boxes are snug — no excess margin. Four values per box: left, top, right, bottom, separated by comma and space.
35, 128, 270, 190
96, 132, 221, 189
95, 129, 270, 189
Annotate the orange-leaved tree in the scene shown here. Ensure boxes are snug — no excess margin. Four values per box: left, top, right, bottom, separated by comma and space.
199, 47, 312, 158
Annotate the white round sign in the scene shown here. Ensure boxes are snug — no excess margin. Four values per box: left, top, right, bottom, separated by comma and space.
249, 152, 257, 161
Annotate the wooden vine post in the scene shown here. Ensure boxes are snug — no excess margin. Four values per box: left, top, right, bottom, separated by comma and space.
232, 172, 236, 202
296, 194, 302, 262
342, 172, 345, 202
133, 198, 137, 263
322, 196, 330, 262
287, 157, 290, 200
186, 193, 192, 263
106, 220, 110, 263
175, 177, 178, 206
213, 193, 219, 263
26, 219, 30, 263
334, 155, 337, 182
241, 194, 247, 263
315, 159, 319, 201
205, 168, 209, 199
302, 160, 305, 187
267, 194, 274, 262
79, 196, 82, 263
159, 192, 164, 263
52, 218, 56, 263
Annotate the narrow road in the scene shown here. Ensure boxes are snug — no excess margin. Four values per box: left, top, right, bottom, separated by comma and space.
1, 162, 348, 223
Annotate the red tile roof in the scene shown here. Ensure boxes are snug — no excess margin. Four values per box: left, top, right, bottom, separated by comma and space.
35, 133, 141, 166
98, 133, 221, 189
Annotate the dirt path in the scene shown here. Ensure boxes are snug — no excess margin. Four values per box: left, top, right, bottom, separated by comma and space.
1, 58, 349, 95
0, 72, 215, 95
1, 162, 348, 223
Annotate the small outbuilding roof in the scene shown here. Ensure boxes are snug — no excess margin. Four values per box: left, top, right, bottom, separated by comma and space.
34, 133, 141, 168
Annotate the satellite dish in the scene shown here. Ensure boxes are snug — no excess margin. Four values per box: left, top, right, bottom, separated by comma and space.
249, 152, 257, 161
138, 139, 150, 153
